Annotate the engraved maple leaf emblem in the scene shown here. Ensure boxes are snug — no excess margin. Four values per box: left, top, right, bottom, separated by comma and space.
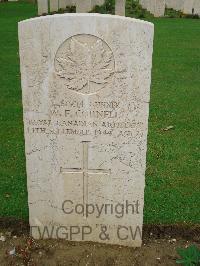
55, 36, 114, 94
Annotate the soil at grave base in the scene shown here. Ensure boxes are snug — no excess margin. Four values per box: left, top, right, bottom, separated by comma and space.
0, 218, 199, 266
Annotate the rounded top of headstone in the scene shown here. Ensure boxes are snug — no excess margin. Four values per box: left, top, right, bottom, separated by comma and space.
18, 13, 154, 29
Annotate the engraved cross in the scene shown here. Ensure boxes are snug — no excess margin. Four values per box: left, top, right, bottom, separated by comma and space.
61, 142, 110, 207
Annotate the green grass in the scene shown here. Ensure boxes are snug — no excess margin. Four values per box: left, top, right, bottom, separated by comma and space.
145, 18, 200, 224
0, 2, 199, 224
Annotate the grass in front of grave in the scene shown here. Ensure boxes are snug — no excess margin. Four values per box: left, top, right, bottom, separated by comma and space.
0, 1, 37, 220
145, 18, 200, 224
0, 2, 199, 224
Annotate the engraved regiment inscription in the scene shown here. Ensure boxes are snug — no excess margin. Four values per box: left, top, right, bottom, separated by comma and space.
55, 34, 115, 95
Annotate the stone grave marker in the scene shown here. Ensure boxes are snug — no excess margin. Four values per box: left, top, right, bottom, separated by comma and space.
166, 0, 184, 11
139, 0, 146, 9
59, 0, 67, 9
65, 0, 74, 6
37, 0, 48, 15
76, 0, 92, 12
50, 0, 59, 12
94, 0, 105, 6
165, 0, 176, 10
142, 0, 165, 17
18, 13, 154, 247
151, 0, 165, 17
115, 0, 126, 16
193, 0, 200, 15
143, 0, 151, 12
175, 0, 184, 11
183, 0, 194, 14
184, 0, 200, 15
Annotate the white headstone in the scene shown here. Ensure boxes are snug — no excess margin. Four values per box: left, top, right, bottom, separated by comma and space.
59, 0, 68, 9
37, 0, 48, 15
94, 0, 105, 6
66, 0, 76, 6
76, 0, 92, 12
72, 0, 76, 5
115, 0, 126, 16
142, 0, 165, 17
89, 0, 105, 10
50, 0, 59, 12
166, 0, 184, 11
183, 0, 194, 14
152, 0, 165, 17
139, 0, 146, 8
193, 0, 200, 15
176, 0, 184, 11
65, 0, 73, 6
165, 0, 175, 10
18, 13, 154, 247
141, 0, 151, 11
183, 0, 190, 13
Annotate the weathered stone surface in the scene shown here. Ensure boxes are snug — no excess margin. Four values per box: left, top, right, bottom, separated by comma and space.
165, 0, 184, 11
18, 14, 154, 247
93, 0, 105, 6
59, 0, 69, 9
152, 0, 165, 17
193, 0, 200, 15
139, 0, 146, 8
50, 0, 59, 12
115, 0, 126, 16
183, 0, 200, 14
141, 0, 165, 17
76, 0, 92, 12
65, 0, 74, 6
183, 0, 194, 14
37, 0, 48, 15
141, 0, 151, 11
